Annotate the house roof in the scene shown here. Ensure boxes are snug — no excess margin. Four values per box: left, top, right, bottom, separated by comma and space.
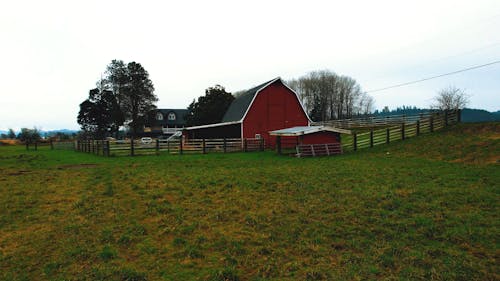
269, 126, 351, 136
221, 77, 281, 122
148, 109, 188, 126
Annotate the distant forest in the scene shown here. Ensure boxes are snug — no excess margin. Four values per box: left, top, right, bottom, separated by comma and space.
372, 106, 500, 123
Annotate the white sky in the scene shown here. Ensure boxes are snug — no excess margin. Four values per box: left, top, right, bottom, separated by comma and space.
1, 0, 499, 130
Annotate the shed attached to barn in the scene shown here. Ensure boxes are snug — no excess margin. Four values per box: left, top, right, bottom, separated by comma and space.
269, 126, 351, 156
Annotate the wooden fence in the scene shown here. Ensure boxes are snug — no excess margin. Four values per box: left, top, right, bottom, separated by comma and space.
74, 138, 264, 157
54, 110, 459, 157
314, 110, 460, 129
51, 141, 75, 150
340, 110, 459, 152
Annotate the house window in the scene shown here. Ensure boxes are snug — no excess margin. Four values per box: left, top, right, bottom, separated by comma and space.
156, 112, 163, 121
168, 112, 176, 121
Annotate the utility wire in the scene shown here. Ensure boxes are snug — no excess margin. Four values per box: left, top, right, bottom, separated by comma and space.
366, 60, 500, 94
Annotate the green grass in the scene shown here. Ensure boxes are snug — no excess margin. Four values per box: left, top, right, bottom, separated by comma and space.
0, 123, 498, 280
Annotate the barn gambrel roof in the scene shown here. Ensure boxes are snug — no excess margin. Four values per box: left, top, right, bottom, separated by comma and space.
222, 78, 280, 122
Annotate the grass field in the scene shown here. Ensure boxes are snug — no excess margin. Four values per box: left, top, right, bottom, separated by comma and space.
0, 123, 498, 280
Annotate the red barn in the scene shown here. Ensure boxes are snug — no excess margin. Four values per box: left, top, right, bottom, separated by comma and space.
184, 77, 310, 147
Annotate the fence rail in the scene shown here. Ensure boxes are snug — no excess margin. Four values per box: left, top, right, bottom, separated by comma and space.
73, 138, 264, 157
341, 110, 460, 152
314, 110, 459, 129
296, 143, 342, 157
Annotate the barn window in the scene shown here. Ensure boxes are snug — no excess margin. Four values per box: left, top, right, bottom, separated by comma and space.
156, 112, 163, 120
168, 112, 176, 121
255, 134, 261, 139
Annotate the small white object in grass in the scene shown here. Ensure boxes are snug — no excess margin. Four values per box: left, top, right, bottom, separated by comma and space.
386, 152, 390, 155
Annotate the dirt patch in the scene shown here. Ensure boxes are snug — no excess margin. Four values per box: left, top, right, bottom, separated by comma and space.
58, 163, 99, 169
0, 140, 19, 146
7, 170, 31, 176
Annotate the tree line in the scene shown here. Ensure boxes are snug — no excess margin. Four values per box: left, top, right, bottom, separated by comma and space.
0, 128, 41, 143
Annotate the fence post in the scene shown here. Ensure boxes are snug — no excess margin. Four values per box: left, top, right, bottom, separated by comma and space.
179, 138, 183, 155
96, 140, 100, 155
401, 123, 405, 140
260, 138, 264, 151
156, 139, 160, 154
386, 128, 390, 144
243, 139, 247, 152
167, 140, 170, 154
223, 138, 227, 153
50, 139, 54, 150
430, 116, 434, 132
106, 140, 110, 157
370, 130, 374, 147
276, 136, 282, 154
445, 111, 449, 126
353, 133, 357, 151
457, 109, 461, 123
130, 138, 135, 156
202, 138, 206, 154
416, 120, 420, 136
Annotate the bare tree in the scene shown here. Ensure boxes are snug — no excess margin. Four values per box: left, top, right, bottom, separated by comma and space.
287, 70, 374, 121
433, 86, 469, 111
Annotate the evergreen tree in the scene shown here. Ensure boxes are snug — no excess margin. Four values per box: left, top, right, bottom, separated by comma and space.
185, 85, 234, 126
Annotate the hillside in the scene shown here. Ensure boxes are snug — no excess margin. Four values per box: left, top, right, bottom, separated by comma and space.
370, 107, 500, 123
461, 108, 500, 123
0, 123, 498, 280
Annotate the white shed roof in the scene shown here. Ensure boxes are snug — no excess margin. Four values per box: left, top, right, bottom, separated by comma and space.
269, 126, 351, 136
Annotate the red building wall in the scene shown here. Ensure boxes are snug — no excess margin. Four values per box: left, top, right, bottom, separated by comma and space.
242, 81, 309, 147
300, 131, 341, 145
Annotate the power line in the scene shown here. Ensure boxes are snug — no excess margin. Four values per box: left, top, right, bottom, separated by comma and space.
366, 60, 500, 94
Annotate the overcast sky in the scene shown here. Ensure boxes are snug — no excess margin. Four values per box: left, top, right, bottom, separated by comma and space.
1, 0, 499, 130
